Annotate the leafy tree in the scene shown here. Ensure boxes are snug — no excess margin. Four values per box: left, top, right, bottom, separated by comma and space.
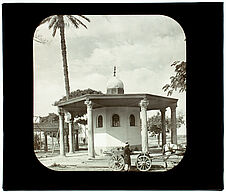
148, 112, 185, 145
162, 61, 186, 96
148, 112, 163, 146
54, 88, 103, 105
39, 15, 90, 100
176, 113, 185, 128
148, 112, 162, 132
39, 113, 59, 124
148, 112, 185, 132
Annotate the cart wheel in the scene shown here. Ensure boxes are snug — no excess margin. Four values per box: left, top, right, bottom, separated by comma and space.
108, 154, 125, 171
136, 154, 152, 172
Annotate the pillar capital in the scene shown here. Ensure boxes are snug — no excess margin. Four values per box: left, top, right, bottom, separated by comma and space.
58, 107, 65, 116
65, 111, 74, 123
69, 112, 75, 122
170, 103, 177, 111
160, 108, 166, 113
85, 99, 93, 109
139, 98, 149, 110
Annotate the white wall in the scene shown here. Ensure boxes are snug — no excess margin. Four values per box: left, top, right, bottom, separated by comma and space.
93, 107, 141, 154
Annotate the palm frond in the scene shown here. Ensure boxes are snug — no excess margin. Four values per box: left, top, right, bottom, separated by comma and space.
75, 17, 88, 29
40, 16, 52, 25
78, 15, 90, 22
66, 15, 79, 28
67, 15, 90, 29
49, 15, 58, 29
52, 20, 60, 37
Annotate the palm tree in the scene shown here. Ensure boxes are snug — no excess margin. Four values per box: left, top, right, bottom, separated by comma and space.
39, 15, 90, 100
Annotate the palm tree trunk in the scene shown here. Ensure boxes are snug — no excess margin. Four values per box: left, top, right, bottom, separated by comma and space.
59, 15, 70, 100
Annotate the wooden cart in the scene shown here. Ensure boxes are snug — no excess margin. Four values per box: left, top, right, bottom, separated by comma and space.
107, 146, 186, 172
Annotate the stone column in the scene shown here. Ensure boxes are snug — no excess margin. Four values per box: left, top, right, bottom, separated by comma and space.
68, 114, 74, 154
170, 104, 177, 144
58, 107, 65, 156
65, 129, 69, 153
85, 100, 95, 158
160, 108, 166, 147
39, 131, 42, 150
44, 132, 48, 152
51, 132, 54, 151
139, 98, 149, 153
74, 129, 79, 151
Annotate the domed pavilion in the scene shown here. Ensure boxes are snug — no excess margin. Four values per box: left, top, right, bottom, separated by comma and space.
54, 67, 178, 158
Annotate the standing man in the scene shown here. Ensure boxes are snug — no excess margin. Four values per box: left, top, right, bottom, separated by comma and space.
123, 142, 131, 171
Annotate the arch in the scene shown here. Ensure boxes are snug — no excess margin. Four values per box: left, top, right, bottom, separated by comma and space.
97, 115, 103, 128
112, 114, 120, 127
130, 114, 135, 126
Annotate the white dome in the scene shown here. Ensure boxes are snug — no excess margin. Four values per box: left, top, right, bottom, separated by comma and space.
106, 76, 124, 89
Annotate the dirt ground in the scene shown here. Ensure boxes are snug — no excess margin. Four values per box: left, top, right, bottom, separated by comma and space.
35, 135, 186, 172
36, 148, 183, 172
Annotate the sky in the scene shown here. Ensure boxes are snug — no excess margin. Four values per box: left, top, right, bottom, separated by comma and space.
33, 15, 186, 124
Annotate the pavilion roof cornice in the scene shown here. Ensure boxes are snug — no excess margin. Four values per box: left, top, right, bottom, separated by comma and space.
54, 93, 178, 108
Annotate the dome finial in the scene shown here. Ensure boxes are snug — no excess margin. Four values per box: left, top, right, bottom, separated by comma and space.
107, 66, 124, 94
113, 66, 116, 77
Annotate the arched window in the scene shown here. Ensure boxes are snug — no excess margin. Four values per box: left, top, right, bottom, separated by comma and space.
112, 114, 120, 127
130, 114, 135, 126
97, 115, 103, 128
